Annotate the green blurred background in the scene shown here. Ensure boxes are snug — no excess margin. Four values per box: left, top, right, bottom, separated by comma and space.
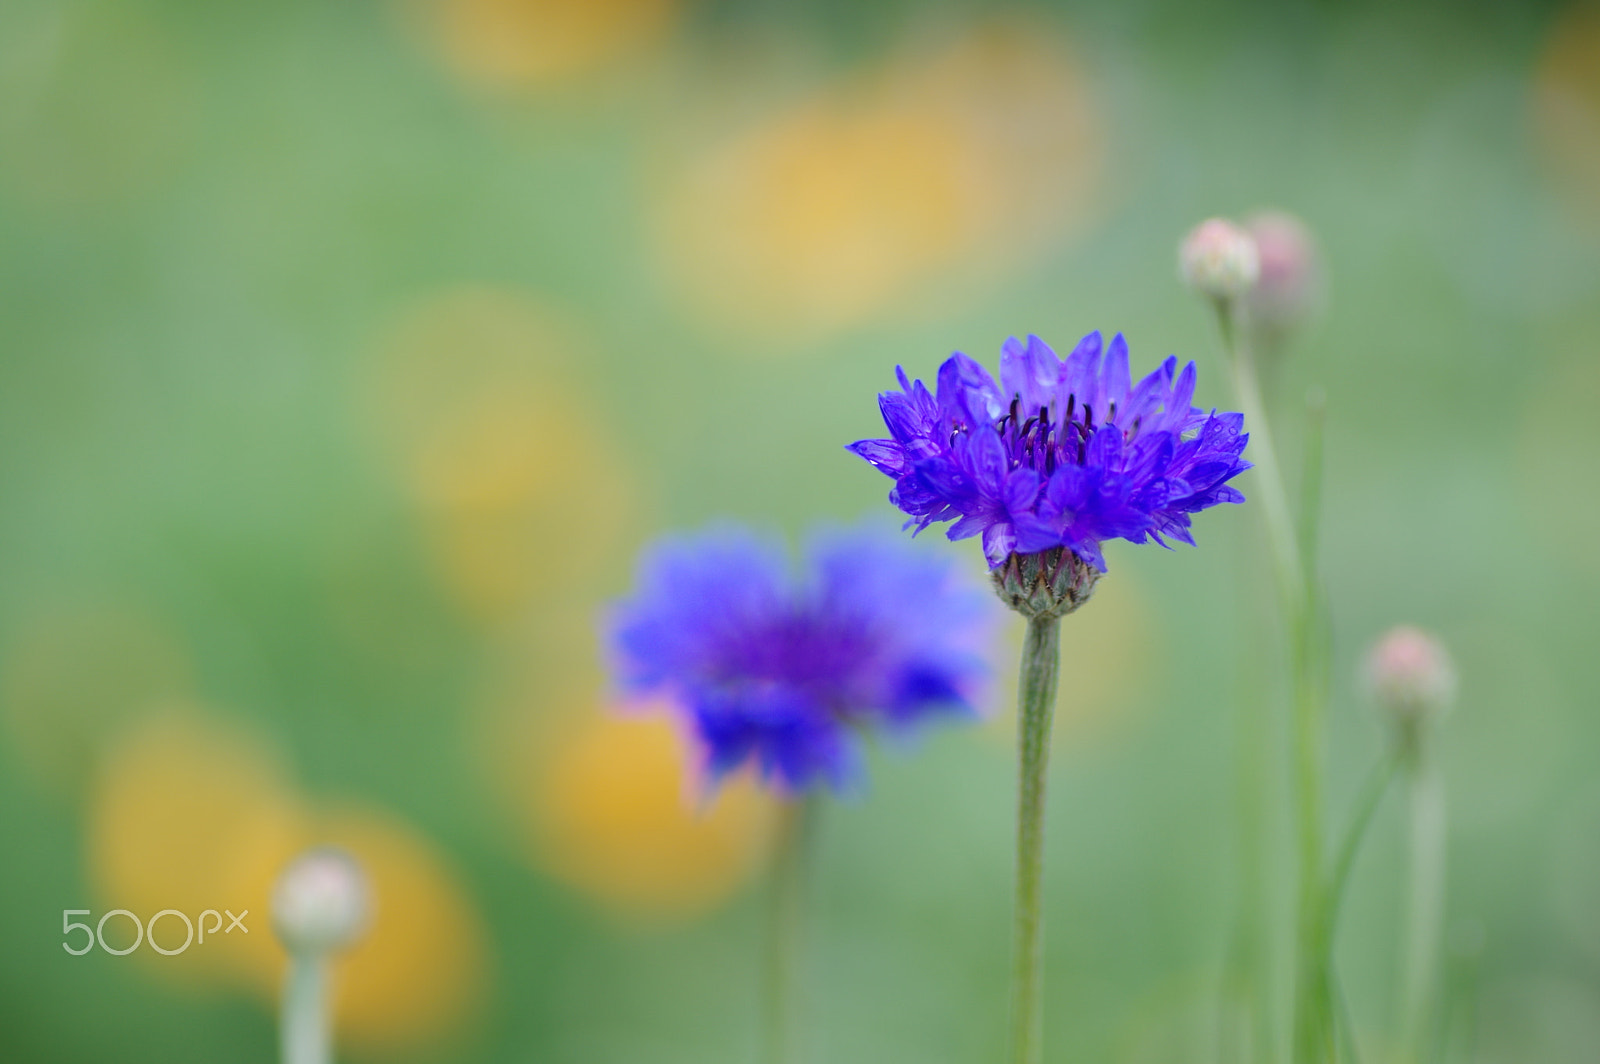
2, 0, 1599, 1061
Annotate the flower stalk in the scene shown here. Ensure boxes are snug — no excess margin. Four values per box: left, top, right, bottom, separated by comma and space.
1312, 752, 1400, 1064
1216, 304, 1303, 608
281, 955, 332, 1064
766, 797, 813, 1064
1212, 299, 1331, 1063
1320, 754, 1400, 953
1397, 753, 1446, 1064
991, 548, 1094, 1064
1009, 613, 1062, 1064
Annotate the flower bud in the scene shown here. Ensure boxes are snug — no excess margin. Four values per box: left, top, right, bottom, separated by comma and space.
1365, 626, 1455, 755
1243, 210, 1322, 339
1179, 218, 1260, 302
272, 847, 371, 956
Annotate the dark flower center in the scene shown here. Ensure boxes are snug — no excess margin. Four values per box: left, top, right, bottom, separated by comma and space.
991, 395, 1128, 474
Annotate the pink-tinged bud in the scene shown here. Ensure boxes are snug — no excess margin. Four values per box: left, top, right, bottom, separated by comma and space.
1243, 210, 1322, 338
272, 847, 371, 956
1365, 626, 1456, 752
1179, 218, 1260, 302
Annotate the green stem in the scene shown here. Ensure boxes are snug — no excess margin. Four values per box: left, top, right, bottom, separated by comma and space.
1306, 754, 1399, 1064
1299, 389, 1326, 580
1009, 615, 1062, 1064
281, 954, 331, 1064
766, 797, 811, 1064
1214, 300, 1328, 1063
1397, 757, 1446, 1064
1222, 592, 1273, 1064
1217, 304, 1303, 611
1291, 617, 1331, 1064
1332, 969, 1364, 1064
1321, 755, 1399, 949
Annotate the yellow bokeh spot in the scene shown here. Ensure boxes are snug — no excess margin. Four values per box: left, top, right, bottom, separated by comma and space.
86, 710, 307, 994
0, 2, 193, 208
531, 707, 777, 919
987, 570, 1162, 747
2, 603, 192, 796
662, 101, 973, 333
398, 0, 680, 89
655, 17, 1105, 338
363, 287, 636, 622
413, 395, 632, 620
365, 287, 574, 463
1532, 4, 1600, 230
85, 712, 489, 1049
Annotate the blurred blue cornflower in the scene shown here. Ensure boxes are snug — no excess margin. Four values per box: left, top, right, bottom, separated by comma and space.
849, 332, 1251, 569
607, 525, 999, 794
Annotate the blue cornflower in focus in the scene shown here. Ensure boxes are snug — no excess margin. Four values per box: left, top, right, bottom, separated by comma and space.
848, 331, 1251, 571
607, 525, 999, 794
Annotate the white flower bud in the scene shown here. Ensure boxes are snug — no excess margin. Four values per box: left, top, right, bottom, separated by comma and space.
1365, 626, 1456, 754
1179, 218, 1260, 302
272, 848, 371, 956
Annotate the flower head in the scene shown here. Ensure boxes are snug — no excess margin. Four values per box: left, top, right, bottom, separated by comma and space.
272, 847, 371, 956
848, 332, 1251, 570
1180, 218, 1261, 301
1365, 626, 1456, 755
607, 525, 999, 794
1243, 210, 1323, 339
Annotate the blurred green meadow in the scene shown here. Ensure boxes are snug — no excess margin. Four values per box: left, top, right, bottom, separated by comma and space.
2, 0, 1599, 1061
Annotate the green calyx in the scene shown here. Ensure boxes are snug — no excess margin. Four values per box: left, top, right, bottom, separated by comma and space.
990, 547, 1101, 620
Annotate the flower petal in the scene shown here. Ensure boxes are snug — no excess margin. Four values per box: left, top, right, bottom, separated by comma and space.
846, 438, 911, 476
